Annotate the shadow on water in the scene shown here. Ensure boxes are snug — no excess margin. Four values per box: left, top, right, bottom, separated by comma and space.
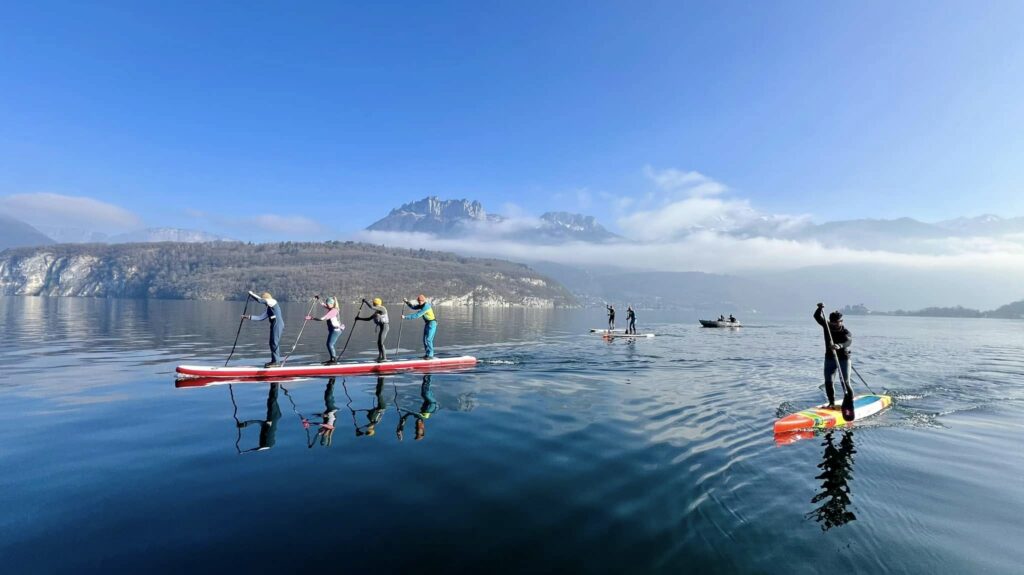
805, 430, 857, 531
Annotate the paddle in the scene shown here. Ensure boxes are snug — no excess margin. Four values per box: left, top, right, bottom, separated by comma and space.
281, 296, 319, 366
850, 364, 877, 395
335, 300, 366, 360
821, 303, 855, 421
393, 301, 407, 360
225, 293, 256, 367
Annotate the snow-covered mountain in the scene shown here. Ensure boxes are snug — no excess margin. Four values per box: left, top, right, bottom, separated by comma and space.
108, 228, 230, 243
367, 196, 618, 243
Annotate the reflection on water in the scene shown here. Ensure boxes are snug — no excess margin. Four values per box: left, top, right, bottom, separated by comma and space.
396, 374, 438, 441
3, 297, 1024, 573
233, 383, 282, 452
806, 431, 857, 531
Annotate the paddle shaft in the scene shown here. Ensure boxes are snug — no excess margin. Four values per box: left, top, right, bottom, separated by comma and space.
394, 302, 407, 359
850, 364, 877, 395
336, 300, 365, 359
225, 295, 254, 367
282, 298, 319, 366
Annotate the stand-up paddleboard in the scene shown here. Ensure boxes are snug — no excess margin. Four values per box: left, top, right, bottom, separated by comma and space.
176, 376, 311, 388
774, 394, 892, 434
601, 332, 655, 339
590, 328, 625, 333
176, 355, 477, 380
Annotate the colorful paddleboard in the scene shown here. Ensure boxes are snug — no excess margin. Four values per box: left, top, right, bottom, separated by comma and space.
773, 394, 892, 434
176, 355, 477, 379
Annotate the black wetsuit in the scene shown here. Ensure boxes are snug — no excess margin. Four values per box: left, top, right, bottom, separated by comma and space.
626, 308, 636, 334
356, 302, 390, 361
606, 305, 616, 330
814, 307, 852, 406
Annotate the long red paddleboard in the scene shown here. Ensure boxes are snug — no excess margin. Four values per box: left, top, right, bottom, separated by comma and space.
176, 355, 477, 380
773, 394, 892, 434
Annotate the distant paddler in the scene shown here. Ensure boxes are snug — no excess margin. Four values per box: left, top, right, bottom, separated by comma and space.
403, 294, 437, 360
305, 295, 345, 365
245, 290, 284, 368
606, 304, 616, 331
626, 305, 636, 334
356, 297, 390, 362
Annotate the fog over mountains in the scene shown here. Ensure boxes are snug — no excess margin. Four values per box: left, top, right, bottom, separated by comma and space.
360, 197, 1024, 312
5, 189, 1024, 312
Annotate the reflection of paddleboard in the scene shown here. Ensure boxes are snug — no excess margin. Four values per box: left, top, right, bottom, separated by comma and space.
601, 333, 655, 339
774, 394, 892, 435
590, 328, 625, 332
176, 355, 477, 379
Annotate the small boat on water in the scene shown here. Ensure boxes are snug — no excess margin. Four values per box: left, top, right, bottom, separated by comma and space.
699, 319, 742, 328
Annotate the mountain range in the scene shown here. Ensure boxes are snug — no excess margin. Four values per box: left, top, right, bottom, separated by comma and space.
366, 197, 619, 243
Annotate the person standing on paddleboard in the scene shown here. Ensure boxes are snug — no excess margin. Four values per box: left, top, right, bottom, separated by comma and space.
625, 305, 636, 334
246, 291, 284, 368
356, 297, 390, 362
606, 304, 616, 331
403, 294, 437, 360
814, 303, 852, 410
306, 295, 345, 364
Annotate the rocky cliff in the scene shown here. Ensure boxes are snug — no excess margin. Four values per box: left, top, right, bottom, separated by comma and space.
0, 241, 575, 307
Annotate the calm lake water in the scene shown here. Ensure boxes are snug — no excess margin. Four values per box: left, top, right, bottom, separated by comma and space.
1, 296, 1022, 573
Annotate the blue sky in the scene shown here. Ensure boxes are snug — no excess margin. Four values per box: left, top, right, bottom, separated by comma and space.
2, 1, 1023, 240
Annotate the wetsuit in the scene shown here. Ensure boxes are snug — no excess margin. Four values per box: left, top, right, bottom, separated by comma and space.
814, 307, 852, 407
356, 301, 389, 361
248, 293, 284, 365
626, 308, 636, 334
404, 300, 437, 359
606, 305, 616, 330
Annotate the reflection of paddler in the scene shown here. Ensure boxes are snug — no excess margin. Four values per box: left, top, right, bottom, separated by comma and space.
348, 376, 389, 437
313, 378, 339, 447
805, 430, 857, 531
237, 383, 282, 451
397, 374, 437, 441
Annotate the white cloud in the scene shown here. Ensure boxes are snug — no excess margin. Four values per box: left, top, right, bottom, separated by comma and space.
357, 229, 1024, 275
0, 192, 143, 231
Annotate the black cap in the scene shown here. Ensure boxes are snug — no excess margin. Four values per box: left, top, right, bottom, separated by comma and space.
829, 311, 843, 322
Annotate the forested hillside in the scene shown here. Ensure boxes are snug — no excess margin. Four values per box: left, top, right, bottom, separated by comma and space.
0, 241, 574, 306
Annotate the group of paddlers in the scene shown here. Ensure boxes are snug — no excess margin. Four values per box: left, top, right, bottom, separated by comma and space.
604, 304, 638, 334
244, 291, 438, 368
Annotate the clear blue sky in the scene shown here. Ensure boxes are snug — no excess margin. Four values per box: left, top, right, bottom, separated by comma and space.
2, 1, 1023, 239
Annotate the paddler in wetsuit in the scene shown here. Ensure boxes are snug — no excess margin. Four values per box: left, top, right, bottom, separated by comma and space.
625, 305, 636, 334
403, 294, 437, 360
397, 374, 438, 441
814, 303, 852, 410
356, 297, 389, 362
237, 383, 282, 451
306, 295, 344, 364
606, 304, 616, 331
246, 291, 284, 368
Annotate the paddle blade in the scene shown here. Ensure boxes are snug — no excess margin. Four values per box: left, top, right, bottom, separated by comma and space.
842, 393, 855, 421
